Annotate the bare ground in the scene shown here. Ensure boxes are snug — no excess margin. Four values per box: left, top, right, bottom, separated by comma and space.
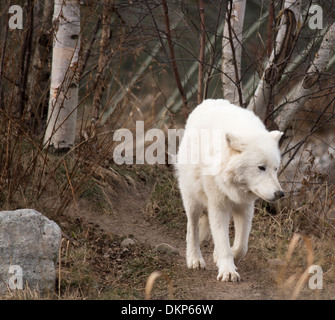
105, 186, 276, 300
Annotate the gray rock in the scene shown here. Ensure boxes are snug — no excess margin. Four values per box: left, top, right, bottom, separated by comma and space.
121, 238, 136, 248
0, 209, 61, 296
268, 258, 287, 268
155, 243, 179, 255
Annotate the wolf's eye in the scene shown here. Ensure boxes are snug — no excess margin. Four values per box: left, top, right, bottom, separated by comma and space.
258, 165, 266, 171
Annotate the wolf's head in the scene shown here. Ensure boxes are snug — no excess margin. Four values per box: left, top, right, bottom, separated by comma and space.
221, 130, 284, 203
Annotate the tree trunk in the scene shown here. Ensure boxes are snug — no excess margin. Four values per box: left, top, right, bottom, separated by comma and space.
91, 0, 113, 124
247, 0, 301, 121
221, 0, 246, 106
0, 2, 11, 111
18, 0, 34, 117
275, 21, 335, 132
26, 0, 53, 130
44, 0, 81, 150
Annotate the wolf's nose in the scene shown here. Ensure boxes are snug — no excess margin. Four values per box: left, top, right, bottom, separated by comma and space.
274, 190, 284, 200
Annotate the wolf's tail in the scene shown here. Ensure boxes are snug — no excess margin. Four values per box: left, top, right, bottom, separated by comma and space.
199, 214, 211, 243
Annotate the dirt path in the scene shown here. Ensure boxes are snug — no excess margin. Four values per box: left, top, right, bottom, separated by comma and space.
75, 182, 281, 300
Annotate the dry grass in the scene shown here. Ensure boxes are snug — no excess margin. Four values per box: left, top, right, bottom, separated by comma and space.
249, 165, 335, 299
145, 271, 173, 300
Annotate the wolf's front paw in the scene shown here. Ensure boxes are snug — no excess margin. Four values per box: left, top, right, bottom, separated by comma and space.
187, 257, 206, 270
217, 266, 240, 282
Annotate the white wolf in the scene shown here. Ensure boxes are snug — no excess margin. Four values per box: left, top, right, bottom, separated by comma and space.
175, 99, 284, 282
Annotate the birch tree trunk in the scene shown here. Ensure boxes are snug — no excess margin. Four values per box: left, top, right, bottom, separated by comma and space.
275, 21, 335, 132
247, 0, 301, 121
221, 0, 246, 106
44, 0, 80, 150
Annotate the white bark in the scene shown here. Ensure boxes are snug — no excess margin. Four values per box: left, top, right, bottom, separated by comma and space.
44, 0, 80, 149
222, 0, 246, 106
247, 0, 301, 120
275, 21, 335, 132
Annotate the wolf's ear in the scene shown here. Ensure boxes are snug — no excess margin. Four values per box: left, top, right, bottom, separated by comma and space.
269, 130, 284, 144
226, 133, 246, 153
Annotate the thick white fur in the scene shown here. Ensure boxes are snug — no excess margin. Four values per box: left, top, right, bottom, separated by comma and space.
175, 99, 284, 282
